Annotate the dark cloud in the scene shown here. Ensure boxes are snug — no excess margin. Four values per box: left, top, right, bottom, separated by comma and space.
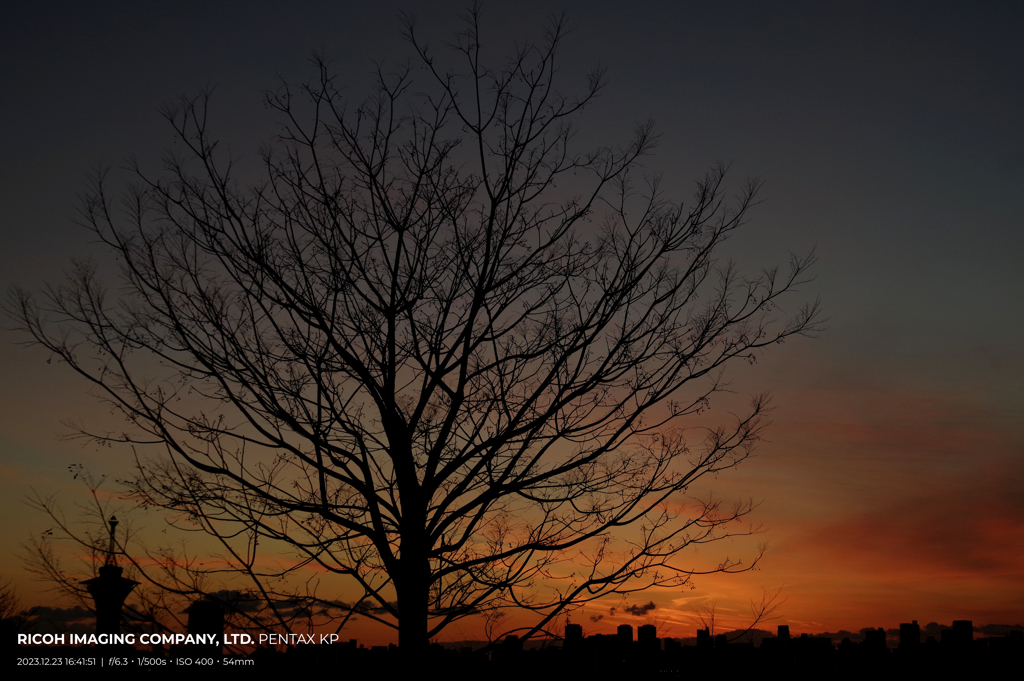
17, 605, 93, 635
922, 622, 952, 637
589, 615, 603, 623
804, 630, 877, 643
624, 601, 656, 617
353, 600, 398, 616
979, 623, 1024, 636
20, 605, 91, 623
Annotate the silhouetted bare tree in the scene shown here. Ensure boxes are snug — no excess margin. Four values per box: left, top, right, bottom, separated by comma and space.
10, 8, 820, 657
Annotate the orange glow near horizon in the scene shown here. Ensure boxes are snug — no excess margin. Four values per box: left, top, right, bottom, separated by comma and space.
3, 341, 1022, 646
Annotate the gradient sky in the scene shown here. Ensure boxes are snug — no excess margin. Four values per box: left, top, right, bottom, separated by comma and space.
1, 1, 1022, 644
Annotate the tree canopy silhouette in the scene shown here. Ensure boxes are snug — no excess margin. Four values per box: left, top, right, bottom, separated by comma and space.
11, 9, 820, 655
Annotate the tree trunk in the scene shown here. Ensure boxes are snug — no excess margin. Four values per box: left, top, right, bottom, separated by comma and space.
397, 499, 429, 664
397, 557, 428, 659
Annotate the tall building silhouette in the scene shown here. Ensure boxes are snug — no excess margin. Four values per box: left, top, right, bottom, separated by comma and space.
82, 516, 138, 635
638, 624, 657, 652
899, 620, 920, 649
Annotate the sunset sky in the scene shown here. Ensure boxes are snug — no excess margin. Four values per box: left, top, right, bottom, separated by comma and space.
1, 1, 1021, 644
